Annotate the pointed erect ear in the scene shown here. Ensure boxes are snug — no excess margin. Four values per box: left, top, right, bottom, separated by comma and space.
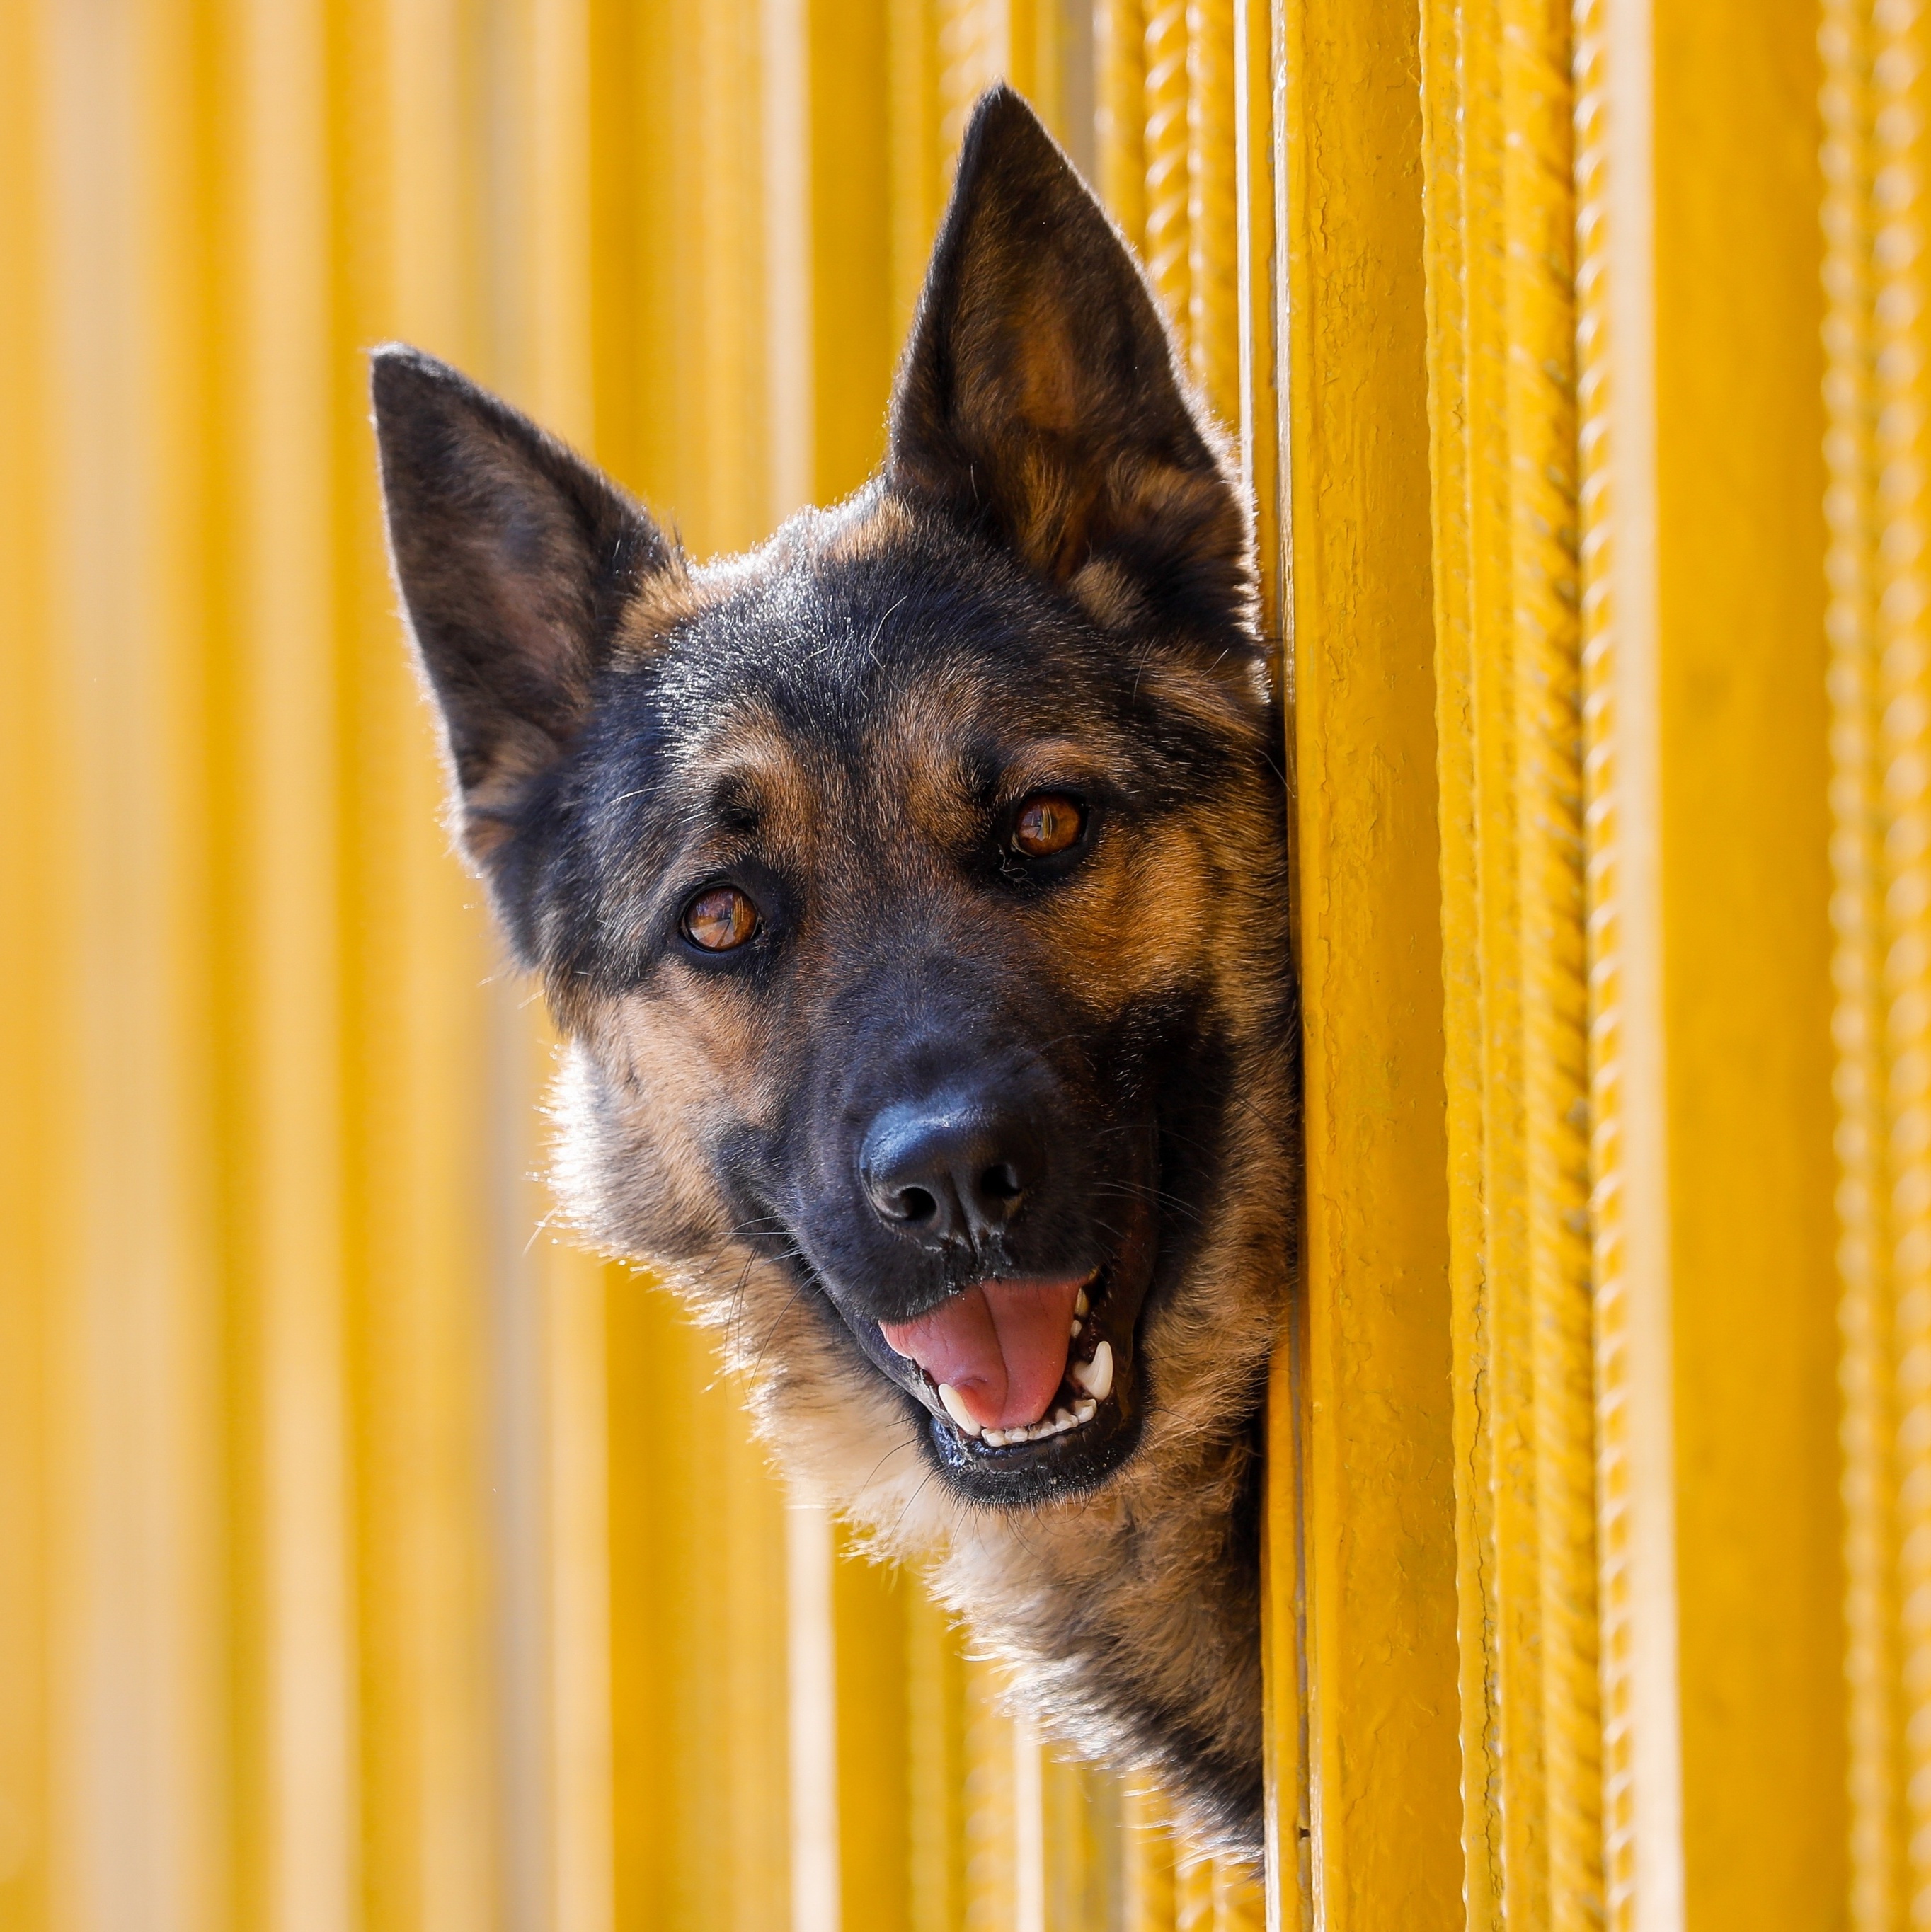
886, 86, 1251, 641
370, 345, 676, 880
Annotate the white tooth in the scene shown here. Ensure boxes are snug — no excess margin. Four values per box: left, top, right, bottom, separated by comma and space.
982, 1427, 1007, 1447
1053, 1407, 1075, 1429
1075, 1397, 1097, 1422
1072, 1339, 1113, 1401
938, 1383, 981, 1439
1070, 1318, 1083, 1338
1075, 1288, 1090, 1317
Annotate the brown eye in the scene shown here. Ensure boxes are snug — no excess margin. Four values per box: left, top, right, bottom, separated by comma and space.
682, 885, 760, 952
1012, 793, 1085, 858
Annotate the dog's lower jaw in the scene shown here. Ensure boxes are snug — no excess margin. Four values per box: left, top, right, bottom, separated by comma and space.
746, 1294, 1271, 1861
933, 1419, 1266, 1860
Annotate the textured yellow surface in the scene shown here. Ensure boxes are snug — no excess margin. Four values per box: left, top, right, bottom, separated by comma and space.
9, 0, 1896, 1925
1651, 1, 1846, 1923
1416, 0, 1603, 1922
1272, 0, 1464, 1923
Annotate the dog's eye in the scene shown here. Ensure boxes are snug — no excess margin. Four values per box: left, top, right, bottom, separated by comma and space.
1011, 793, 1085, 858
682, 885, 760, 952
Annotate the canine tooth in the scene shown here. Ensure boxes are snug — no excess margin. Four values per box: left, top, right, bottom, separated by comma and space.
1072, 1339, 1113, 1401
1070, 1318, 1083, 1338
1075, 1289, 1090, 1317
1075, 1397, 1097, 1422
938, 1383, 981, 1439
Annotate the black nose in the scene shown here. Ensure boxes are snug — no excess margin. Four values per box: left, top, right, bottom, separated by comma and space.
859, 1093, 1045, 1248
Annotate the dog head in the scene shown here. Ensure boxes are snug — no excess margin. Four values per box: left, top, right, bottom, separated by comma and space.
371, 88, 1293, 1529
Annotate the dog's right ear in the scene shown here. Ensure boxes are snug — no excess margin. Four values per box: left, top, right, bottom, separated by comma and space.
886, 87, 1251, 650
370, 345, 675, 895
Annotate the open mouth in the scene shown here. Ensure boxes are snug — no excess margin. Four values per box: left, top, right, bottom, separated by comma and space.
861, 1188, 1158, 1489
881, 1269, 1118, 1448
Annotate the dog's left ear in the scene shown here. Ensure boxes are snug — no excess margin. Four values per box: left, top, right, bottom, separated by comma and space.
887, 86, 1251, 647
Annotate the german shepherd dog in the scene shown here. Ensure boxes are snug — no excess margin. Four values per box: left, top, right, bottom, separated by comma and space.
372, 87, 1294, 1858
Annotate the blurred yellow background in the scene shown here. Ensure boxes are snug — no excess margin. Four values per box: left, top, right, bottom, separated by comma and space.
0, 2, 1259, 1929
11, 0, 1925, 1927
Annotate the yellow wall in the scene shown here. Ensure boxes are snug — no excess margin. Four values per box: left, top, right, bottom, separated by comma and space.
7, 0, 1918, 1928
0, 3, 1256, 1930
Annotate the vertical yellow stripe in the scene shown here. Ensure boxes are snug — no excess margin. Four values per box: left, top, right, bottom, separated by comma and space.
1142, 0, 1190, 345
1571, 1, 1683, 1924
888, 0, 944, 338
1650, 0, 1841, 1922
0, 1, 52, 1921
1824, 4, 1931, 1931
1500, 7, 1600, 1925
960, 1672, 1014, 1931
1120, 1786, 1175, 1932
235, 0, 356, 1926
1276, 0, 1465, 1921
38, 1, 229, 1924
1417, 1, 1535, 1910
907, 1588, 969, 1932
1184, 0, 1237, 422
1821, 8, 1896, 1925
1095, 0, 1147, 241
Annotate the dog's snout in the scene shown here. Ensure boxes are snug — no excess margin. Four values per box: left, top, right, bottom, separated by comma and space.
859, 1094, 1044, 1249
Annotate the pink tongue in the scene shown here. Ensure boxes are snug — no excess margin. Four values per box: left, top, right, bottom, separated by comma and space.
880, 1278, 1084, 1430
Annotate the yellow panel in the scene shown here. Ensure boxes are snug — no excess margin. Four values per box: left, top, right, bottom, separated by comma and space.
0, 5, 52, 1921
22, 2, 233, 1926
1647, 1, 1846, 1924
234, 1, 358, 1926
1273, 0, 1464, 1926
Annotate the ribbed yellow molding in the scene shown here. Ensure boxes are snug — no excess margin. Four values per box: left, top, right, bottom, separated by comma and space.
1568, 10, 1639, 1924
1824, 0, 1922, 1924
1502, 8, 1600, 1927
1420, 0, 1601, 1921
1418, 0, 1540, 1917
1142, 0, 1192, 346
1185, 0, 1239, 423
